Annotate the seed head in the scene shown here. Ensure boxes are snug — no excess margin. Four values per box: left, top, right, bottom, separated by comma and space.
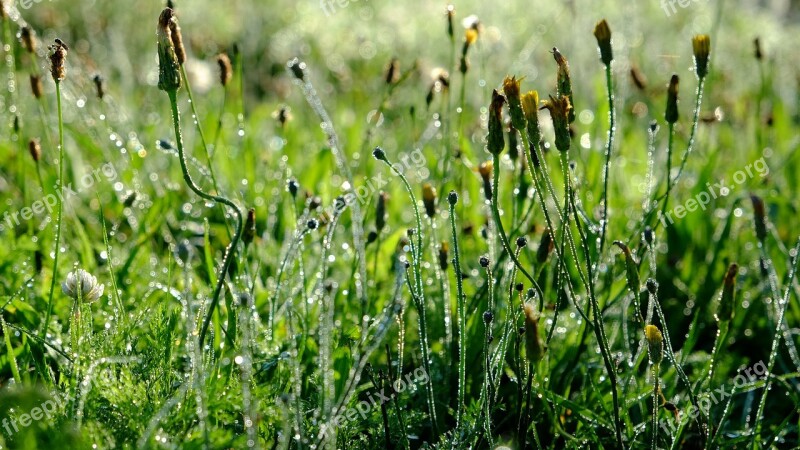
718, 263, 738, 322
217, 52, 233, 87
543, 95, 572, 152
422, 183, 437, 218
479, 255, 490, 268
62, 269, 105, 303
750, 194, 767, 242
692, 35, 711, 80
447, 190, 458, 206
665, 74, 679, 124
157, 8, 182, 91
376, 191, 388, 232
48, 39, 68, 82
523, 303, 544, 362
644, 324, 663, 365
593, 19, 613, 66
92, 74, 105, 100
20, 26, 37, 54
30, 74, 43, 99
487, 89, 506, 155
516, 236, 527, 248
243, 208, 256, 245
28, 138, 41, 162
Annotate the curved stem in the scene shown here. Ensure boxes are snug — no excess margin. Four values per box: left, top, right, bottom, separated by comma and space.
598, 62, 615, 257
42, 81, 66, 340
166, 90, 243, 349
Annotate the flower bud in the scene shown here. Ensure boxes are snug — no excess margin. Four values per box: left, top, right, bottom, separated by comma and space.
503, 76, 526, 132
157, 9, 182, 91
20, 26, 37, 54
447, 190, 458, 206
438, 241, 449, 271
385, 57, 399, 85
665, 74, 679, 124
521, 90, 542, 165
93, 74, 105, 100
644, 324, 663, 365
593, 19, 613, 66
543, 95, 571, 152
28, 138, 41, 163
479, 255, 490, 268
750, 194, 767, 242
422, 183, 437, 218
692, 35, 710, 80
217, 53, 232, 87
487, 89, 506, 155
552, 48, 574, 123
243, 208, 256, 245
30, 74, 43, 99
62, 269, 104, 303
478, 160, 493, 200
523, 303, 544, 362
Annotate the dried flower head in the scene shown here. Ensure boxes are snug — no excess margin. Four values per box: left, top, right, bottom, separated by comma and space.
20, 26, 37, 54
217, 52, 232, 87
593, 19, 613, 66
487, 89, 506, 155
62, 269, 105, 302
523, 303, 544, 362
157, 8, 182, 91
665, 74, 679, 124
48, 39, 68, 82
542, 95, 571, 152
644, 324, 663, 365
422, 183, 437, 218
30, 74, 43, 99
28, 138, 41, 162
692, 35, 711, 79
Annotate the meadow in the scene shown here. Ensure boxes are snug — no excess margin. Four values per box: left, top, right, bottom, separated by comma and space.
1, 0, 799, 448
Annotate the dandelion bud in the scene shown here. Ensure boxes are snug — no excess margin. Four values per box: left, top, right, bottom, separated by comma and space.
487, 89, 506, 155
217, 52, 232, 87
20, 26, 37, 54
552, 48, 575, 123
385, 57, 399, 85
692, 35, 711, 80
48, 39, 68, 82
243, 208, 256, 245
157, 9, 182, 92
438, 241, 449, 271
665, 74, 679, 124
537, 228, 554, 263
718, 263, 738, 322
644, 324, 663, 365
30, 74, 43, 99
447, 190, 458, 206
521, 90, 542, 164
523, 303, 544, 362
376, 191, 388, 232
422, 183, 437, 218
62, 269, 105, 303
593, 19, 613, 66
543, 95, 572, 152
750, 194, 767, 242
478, 160, 493, 200
92, 74, 105, 100
28, 138, 41, 162
503, 76, 527, 133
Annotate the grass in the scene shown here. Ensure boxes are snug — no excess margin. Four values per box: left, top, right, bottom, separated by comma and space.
1, 0, 800, 449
